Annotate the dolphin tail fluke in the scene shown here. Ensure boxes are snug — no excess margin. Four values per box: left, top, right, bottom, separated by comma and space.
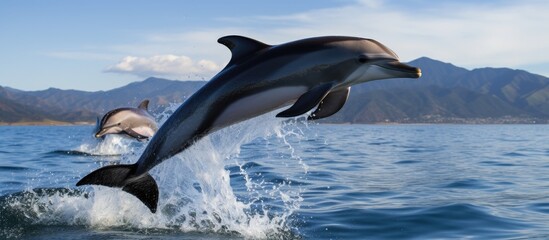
76, 164, 159, 213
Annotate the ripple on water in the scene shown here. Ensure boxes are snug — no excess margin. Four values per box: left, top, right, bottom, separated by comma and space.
302, 171, 337, 183
331, 191, 398, 204
0, 166, 32, 172
368, 141, 393, 146
528, 202, 549, 214
394, 160, 421, 164
441, 179, 490, 189
299, 203, 529, 239
503, 152, 528, 157
479, 160, 517, 167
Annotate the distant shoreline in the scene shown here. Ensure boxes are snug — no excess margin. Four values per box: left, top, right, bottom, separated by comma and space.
1, 120, 546, 126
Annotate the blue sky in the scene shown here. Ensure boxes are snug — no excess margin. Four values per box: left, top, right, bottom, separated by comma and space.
1, 0, 548, 91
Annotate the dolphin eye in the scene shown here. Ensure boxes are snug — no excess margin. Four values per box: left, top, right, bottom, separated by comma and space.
358, 55, 369, 63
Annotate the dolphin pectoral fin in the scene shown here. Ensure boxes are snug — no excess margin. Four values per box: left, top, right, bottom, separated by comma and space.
76, 164, 159, 213
308, 87, 350, 120
138, 100, 150, 110
124, 128, 149, 141
218, 35, 271, 66
95, 122, 122, 138
276, 83, 333, 118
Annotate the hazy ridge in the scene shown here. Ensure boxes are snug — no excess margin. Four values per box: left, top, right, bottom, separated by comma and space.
1, 57, 547, 124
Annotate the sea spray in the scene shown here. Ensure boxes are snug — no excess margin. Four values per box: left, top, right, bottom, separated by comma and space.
2, 108, 310, 238
145, 112, 305, 237
76, 134, 136, 157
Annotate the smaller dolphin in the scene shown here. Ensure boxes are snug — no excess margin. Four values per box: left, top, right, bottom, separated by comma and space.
94, 100, 158, 141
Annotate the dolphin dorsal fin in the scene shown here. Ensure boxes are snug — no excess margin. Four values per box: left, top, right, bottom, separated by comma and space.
138, 100, 149, 110
218, 35, 271, 66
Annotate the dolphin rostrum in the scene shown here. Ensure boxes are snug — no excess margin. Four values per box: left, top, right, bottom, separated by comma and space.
77, 35, 421, 212
94, 99, 158, 141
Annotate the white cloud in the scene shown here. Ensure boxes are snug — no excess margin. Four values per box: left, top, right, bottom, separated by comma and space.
243, 0, 549, 70
102, 0, 549, 78
146, 0, 549, 75
105, 55, 221, 80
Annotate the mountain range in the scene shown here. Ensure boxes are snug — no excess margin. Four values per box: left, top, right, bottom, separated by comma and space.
0, 57, 547, 124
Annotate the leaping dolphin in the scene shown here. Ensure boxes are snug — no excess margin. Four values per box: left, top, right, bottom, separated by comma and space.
94, 99, 158, 141
77, 35, 421, 212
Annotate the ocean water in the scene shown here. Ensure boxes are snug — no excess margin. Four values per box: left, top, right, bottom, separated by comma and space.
0, 119, 548, 239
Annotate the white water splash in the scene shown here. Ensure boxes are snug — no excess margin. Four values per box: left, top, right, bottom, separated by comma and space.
7, 105, 309, 239
76, 135, 135, 156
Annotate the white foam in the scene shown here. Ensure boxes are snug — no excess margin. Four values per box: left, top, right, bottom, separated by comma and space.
77, 135, 134, 157
9, 106, 308, 238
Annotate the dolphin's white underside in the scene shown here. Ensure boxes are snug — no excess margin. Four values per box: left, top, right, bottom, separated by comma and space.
213, 86, 308, 128
132, 126, 156, 138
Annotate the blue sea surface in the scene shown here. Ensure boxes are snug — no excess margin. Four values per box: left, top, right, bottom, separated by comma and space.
0, 122, 548, 239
